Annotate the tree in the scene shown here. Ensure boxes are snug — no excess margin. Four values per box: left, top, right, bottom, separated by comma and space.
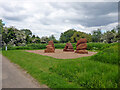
101, 30, 117, 43
0, 19, 3, 34
115, 25, 120, 41
34, 36, 41, 43
2, 27, 16, 45
26, 35, 32, 44
92, 29, 102, 42
32, 35, 35, 38
70, 31, 92, 43
0, 19, 3, 48
21, 29, 32, 36
60, 29, 77, 43
40, 36, 49, 43
49, 35, 58, 43
2, 26, 26, 47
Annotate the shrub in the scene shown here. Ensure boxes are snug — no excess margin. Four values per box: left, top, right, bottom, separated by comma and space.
2, 43, 118, 51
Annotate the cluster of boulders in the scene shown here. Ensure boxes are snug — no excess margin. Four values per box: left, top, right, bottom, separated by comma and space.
44, 41, 55, 53
44, 38, 88, 54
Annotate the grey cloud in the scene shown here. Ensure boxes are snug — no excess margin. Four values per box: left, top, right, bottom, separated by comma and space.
47, 2, 118, 27
3, 15, 28, 21
0, 1, 118, 39
1, 4, 24, 13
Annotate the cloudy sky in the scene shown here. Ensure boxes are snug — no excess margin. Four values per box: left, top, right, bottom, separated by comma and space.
0, 0, 119, 39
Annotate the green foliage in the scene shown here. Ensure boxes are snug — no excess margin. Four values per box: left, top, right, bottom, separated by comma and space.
32, 35, 35, 38
60, 29, 77, 43
54, 43, 66, 49
0, 19, 3, 34
21, 29, 32, 36
26, 35, 32, 44
91, 44, 118, 64
102, 30, 118, 43
87, 43, 110, 50
71, 31, 92, 43
2, 49, 118, 88
40, 36, 49, 43
50, 60, 118, 88
2, 43, 117, 51
92, 29, 102, 42
2, 27, 17, 45
27, 44, 46, 49
0, 19, 3, 47
48, 35, 59, 43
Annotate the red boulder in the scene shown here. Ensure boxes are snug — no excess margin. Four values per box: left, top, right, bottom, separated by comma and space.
75, 38, 88, 54
44, 41, 55, 53
63, 43, 74, 52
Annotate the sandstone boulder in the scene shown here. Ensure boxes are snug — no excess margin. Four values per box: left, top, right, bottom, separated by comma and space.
75, 50, 88, 54
76, 38, 87, 46
63, 43, 74, 52
48, 41, 55, 50
44, 41, 55, 53
76, 43, 87, 50
75, 38, 88, 54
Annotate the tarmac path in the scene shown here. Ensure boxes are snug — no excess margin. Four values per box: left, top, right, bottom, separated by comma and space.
1, 54, 48, 88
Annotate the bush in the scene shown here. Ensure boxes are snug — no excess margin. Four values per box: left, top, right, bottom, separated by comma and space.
2, 42, 118, 51
27, 43, 47, 49
90, 44, 118, 64
54, 43, 66, 49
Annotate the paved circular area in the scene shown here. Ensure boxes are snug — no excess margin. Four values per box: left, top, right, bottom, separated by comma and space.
26, 49, 97, 59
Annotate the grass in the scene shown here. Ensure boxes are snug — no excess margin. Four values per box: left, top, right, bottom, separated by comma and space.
2, 46, 118, 88
91, 44, 118, 64
0, 50, 2, 54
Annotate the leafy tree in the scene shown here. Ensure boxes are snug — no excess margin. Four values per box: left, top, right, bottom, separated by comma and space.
60, 29, 77, 43
0, 19, 3, 34
21, 29, 32, 36
26, 35, 32, 44
40, 36, 49, 43
2, 27, 16, 45
101, 29, 118, 43
106, 31, 115, 43
2, 26, 26, 47
71, 31, 92, 43
115, 25, 120, 41
49, 35, 58, 43
92, 29, 102, 42
32, 35, 35, 38
0, 19, 3, 48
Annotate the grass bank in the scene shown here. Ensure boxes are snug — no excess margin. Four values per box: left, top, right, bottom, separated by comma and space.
2, 45, 118, 88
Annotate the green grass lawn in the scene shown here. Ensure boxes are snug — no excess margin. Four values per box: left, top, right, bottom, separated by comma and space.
2, 45, 118, 88
0, 50, 2, 54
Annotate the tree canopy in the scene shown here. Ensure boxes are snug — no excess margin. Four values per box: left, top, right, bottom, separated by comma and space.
60, 29, 77, 43
21, 29, 32, 36
71, 31, 92, 43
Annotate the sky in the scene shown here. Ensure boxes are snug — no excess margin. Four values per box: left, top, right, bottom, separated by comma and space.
0, 0, 119, 40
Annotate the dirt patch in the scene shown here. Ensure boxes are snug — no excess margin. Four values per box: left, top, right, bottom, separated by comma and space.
25, 49, 97, 59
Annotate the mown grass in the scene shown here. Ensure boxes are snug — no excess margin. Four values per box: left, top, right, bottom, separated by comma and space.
0, 50, 2, 54
2, 45, 118, 88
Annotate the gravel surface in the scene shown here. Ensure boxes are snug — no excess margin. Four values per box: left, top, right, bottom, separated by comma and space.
26, 49, 97, 59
